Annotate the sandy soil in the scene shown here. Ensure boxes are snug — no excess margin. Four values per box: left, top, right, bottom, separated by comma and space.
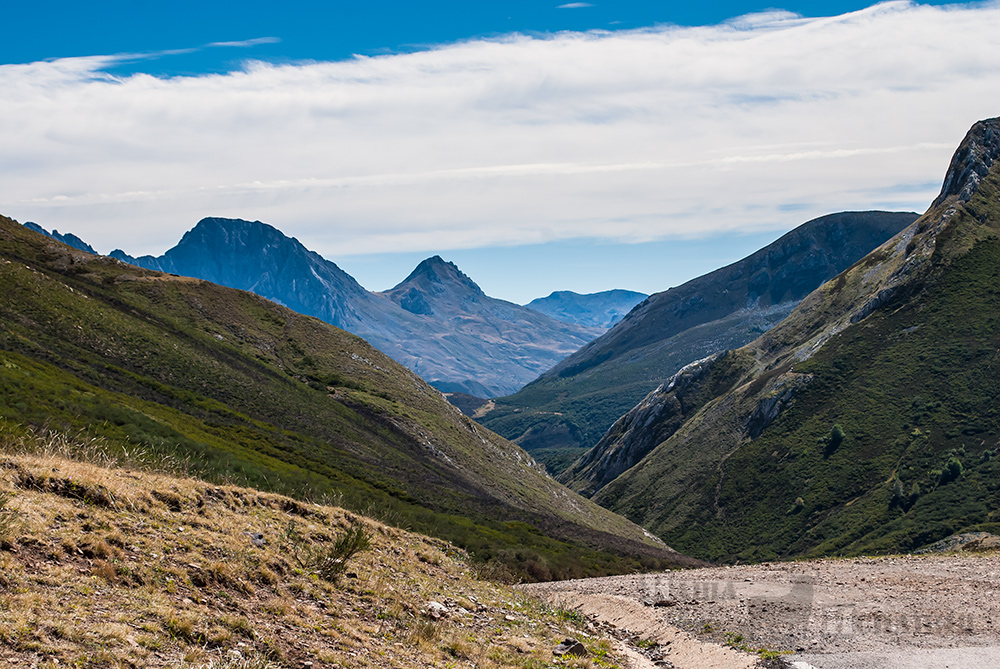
522, 553, 1000, 669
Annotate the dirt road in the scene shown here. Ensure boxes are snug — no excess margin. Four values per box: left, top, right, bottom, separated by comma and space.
522, 554, 1000, 669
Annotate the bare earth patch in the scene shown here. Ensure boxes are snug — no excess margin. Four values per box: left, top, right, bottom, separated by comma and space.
523, 554, 1000, 668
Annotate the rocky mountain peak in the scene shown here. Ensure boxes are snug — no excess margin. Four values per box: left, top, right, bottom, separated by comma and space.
395, 255, 485, 296
933, 117, 1000, 207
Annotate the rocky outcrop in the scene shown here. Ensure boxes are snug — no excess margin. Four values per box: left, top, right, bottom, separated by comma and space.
933, 117, 1000, 207
744, 372, 813, 439
560, 352, 735, 496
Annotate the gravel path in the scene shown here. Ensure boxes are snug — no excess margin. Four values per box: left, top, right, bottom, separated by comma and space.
522, 554, 1000, 669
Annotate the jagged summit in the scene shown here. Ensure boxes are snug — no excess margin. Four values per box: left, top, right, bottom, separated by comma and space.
393, 255, 485, 297
933, 117, 1000, 207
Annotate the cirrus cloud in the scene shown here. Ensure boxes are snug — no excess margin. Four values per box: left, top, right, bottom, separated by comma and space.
1, 1, 999, 260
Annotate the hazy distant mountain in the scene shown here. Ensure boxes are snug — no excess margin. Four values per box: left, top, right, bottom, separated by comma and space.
23, 222, 97, 254
526, 290, 648, 329
479, 210, 917, 470
377, 255, 603, 396
111, 219, 600, 397
570, 117, 1000, 563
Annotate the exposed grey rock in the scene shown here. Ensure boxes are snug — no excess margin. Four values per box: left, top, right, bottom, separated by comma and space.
244, 531, 266, 548
933, 117, 1000, 207
425, 601, 449, 619
744, 373, 813, 439
553, 638, 588, 657
559, 353, 726, 495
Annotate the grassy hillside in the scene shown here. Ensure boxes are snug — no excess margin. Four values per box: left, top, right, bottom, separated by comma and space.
0, 436, 640, 668
592, 119, 1000, 562
0, 217, 691, 580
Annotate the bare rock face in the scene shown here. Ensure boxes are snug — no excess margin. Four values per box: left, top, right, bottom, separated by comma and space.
559, 353, 732, 496
933, 117, 1000, 207
744, 372, 813, 440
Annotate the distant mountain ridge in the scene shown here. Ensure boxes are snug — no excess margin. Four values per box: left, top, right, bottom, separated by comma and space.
109, 218, 601, 397
526, 289, 648, 329
23, 222, 97, 255
479, 210, 918, 470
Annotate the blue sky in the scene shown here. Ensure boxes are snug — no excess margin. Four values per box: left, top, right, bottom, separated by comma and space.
2, 1, 997, 302
2, 1, 960, 68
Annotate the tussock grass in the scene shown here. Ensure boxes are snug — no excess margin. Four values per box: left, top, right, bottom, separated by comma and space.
0, 431, 631, 668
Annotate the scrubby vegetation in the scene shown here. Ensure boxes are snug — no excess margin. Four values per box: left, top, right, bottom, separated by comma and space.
0, 431, 637, 668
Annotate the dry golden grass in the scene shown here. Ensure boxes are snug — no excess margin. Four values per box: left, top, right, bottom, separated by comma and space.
0, 442, 632, 668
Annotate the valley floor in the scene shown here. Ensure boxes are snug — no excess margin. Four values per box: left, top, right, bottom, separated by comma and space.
523, 553, 1000, 669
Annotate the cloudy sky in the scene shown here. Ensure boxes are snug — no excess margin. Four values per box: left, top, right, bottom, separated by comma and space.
3, 1, 999, 303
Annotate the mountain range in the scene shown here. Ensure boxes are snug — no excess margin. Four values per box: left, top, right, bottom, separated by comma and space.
0, 216, 688, 579
478, 210, 918, 471
526, 289, 648, 329
108, 219, 601, 398
564, 117, 1000, 561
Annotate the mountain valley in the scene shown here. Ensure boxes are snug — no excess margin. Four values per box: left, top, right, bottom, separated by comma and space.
571, 117, 1000, 562
479, 211, 917, 471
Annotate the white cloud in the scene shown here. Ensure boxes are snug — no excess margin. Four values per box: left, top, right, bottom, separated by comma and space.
558, 3, 595, 8
1, 1, 999, 259
206, 37, 281, 48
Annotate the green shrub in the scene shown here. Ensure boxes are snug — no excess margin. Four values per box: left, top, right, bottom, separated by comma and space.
891, 479, 905, 507
940, 457, 964, 484
819, 424, 845, 456
284, 520, 372, 583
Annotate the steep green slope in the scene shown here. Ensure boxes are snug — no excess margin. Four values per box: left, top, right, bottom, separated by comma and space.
591, 117, 1000, 562
479, 212, 916, 471
0, 217, 692, 579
